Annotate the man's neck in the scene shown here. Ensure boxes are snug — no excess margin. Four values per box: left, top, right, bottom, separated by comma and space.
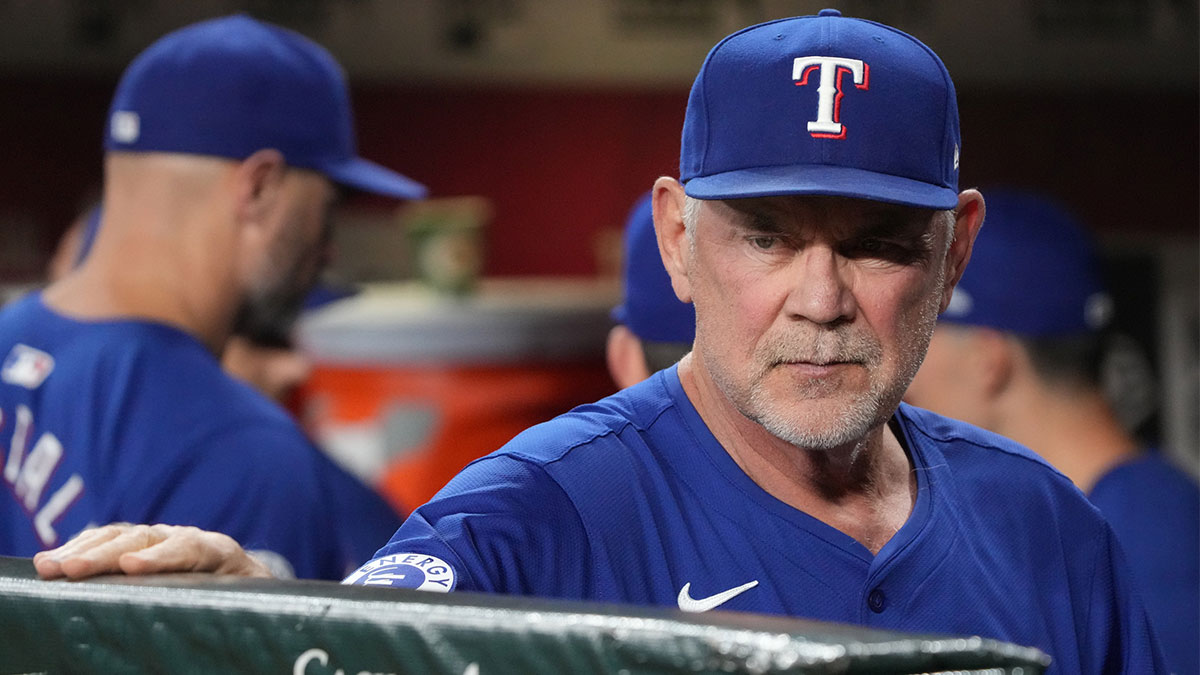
677, 354, 916, 555
996, 384, 1139, 494
41, 219, 238, 357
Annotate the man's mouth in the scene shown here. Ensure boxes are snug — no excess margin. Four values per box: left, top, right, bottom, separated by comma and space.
776, 357, 857, 367
776, 360, 854, 376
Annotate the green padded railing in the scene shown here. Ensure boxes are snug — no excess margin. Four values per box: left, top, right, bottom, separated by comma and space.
0, 556, 1049, 674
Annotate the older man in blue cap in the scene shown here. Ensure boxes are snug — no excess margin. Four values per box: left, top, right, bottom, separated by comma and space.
906, 187, 1198, 675
0, 15, 418, 579
37, 10, 1165, 673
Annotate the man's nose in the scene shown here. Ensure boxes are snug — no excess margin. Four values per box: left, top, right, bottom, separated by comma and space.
783, 246, 856, 325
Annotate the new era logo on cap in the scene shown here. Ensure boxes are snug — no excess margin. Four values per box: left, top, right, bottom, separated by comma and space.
110, 111, 140, 144
680, 8, 960, 209
944, 288, 973, 317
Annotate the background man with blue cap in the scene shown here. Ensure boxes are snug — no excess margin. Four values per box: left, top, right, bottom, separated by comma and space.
606, 191, 696, 389
36, 10, 1165, 672
0, 14, 419, 579
905, 187, 1198, 674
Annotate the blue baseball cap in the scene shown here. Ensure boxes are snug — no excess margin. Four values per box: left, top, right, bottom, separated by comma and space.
681, 9, 959, 209
611, 193, 697, 343
105, 14, 426, 200
942, 188, 1113, 336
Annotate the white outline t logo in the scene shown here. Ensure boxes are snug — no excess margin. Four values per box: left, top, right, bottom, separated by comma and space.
792, 56, 870, 139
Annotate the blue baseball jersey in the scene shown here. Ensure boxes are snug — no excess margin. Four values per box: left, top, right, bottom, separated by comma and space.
1088, 453, 1199, 675
0, 293, 400, 579
349, 365, 1165, 674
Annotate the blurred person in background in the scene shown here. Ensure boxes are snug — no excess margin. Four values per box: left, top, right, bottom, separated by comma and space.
0, 15, 417, 579
221, 281, 358, 407
221, 333, 314, 406
904, 188, 1199, 675
50, 203, 343, 408
606, 191, 695, 389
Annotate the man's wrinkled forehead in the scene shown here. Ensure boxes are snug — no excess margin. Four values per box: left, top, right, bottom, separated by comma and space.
709, 194, 938, 235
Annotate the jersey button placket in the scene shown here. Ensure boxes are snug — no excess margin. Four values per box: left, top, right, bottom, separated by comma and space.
867, 588, 886, 613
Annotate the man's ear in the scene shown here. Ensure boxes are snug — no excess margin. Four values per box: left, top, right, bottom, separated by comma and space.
974, 327, 1016, 398
232, 149, 288, 227
940, 189, 985, 313
606, 325, 652, 390
652, 176, 693, 304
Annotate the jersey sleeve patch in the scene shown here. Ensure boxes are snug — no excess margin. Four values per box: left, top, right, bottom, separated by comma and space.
2, 344, 55, 389
342, 552, 457, 592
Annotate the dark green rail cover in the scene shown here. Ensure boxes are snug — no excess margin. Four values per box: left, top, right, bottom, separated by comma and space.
0, 556, 1049, 674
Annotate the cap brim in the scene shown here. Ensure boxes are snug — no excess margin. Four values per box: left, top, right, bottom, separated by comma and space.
683, 165, 957, 210
319, 156, 428, 200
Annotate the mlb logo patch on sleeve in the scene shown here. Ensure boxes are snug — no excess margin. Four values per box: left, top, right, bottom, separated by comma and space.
342, 553, 457, 592
2, 344, 55, 389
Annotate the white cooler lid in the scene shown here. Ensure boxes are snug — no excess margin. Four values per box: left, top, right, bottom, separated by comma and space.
297, 278, 620, 365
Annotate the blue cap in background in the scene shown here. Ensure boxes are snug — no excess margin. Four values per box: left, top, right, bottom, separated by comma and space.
681, 9, 959, 209
611, 193, 696, 344
105, 14, 426, 200
942, 188, 1113, 336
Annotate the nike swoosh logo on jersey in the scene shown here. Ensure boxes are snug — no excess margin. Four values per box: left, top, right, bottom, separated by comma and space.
676, 580, 759, 612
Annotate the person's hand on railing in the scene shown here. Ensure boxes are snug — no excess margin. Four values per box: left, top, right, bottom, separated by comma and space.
33, 523, 273, 580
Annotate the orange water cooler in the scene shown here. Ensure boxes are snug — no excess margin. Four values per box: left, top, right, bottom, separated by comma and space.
295, 279, 619, 515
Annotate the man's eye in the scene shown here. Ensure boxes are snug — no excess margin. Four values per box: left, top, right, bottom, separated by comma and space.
749, 236, 778, 250
858, 238, 885, 254
847, 237, 925, 264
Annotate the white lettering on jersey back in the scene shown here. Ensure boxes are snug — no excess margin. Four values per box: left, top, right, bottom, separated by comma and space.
792, 56, 869, 138
2, 344, 55, 390
34, 474, 82, 546
5, 404, 32, 484
3, 403, 85, 546
15, 431, 63, 510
